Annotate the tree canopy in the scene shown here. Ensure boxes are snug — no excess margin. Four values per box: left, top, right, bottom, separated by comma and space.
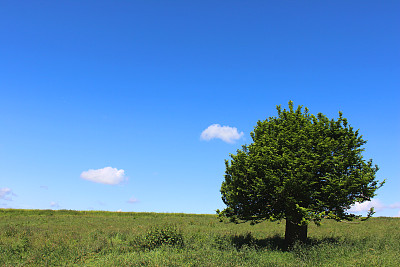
218, 101, 384, 246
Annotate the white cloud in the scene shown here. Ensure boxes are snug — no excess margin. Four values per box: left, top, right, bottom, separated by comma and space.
200, 124, 244, 143
349, 199, 385, 213
80, 167, 127, 185
0, 188, 14, 201
50, 201, 60, 208
348, 199, 400, 216
396, 211, 400, 217
127, 196, 138, 204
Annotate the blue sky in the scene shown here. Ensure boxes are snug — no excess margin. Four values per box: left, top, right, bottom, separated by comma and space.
1, 1, 399, 216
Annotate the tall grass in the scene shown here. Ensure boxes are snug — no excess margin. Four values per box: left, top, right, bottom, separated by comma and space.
0, 209, 399, 266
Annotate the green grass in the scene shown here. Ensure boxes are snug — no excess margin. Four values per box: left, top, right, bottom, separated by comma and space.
1, 209, 399, 266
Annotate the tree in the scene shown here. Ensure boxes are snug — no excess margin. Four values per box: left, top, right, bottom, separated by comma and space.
218, 101, 384, 247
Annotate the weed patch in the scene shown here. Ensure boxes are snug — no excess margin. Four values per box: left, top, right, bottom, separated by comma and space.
140, 224, 184, 250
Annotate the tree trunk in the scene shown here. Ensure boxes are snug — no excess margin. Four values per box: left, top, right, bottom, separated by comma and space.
285, 219, 308, 248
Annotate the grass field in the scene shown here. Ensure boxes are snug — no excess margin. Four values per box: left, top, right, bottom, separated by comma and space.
0, 209, 399, 266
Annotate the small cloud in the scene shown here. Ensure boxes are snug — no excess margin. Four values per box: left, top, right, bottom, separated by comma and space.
349, 199, 400, 215
117, 209, 122, 212
349, 199, 385, 213
200, 124, 244, 143
80, 167, 127, 185
127, 196, 138, 204
40, 185, 48, 190
50, 201, 60, 208
396, 211, 400, 217
0, 188, 15, 201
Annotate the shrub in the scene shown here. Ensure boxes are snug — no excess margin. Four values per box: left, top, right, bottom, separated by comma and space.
141, 225, 184, 250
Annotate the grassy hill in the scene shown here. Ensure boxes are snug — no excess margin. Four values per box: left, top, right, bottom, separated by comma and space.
1, 209, 399, 266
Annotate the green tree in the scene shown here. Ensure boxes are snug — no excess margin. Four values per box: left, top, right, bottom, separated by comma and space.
218, 101, 384, 247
